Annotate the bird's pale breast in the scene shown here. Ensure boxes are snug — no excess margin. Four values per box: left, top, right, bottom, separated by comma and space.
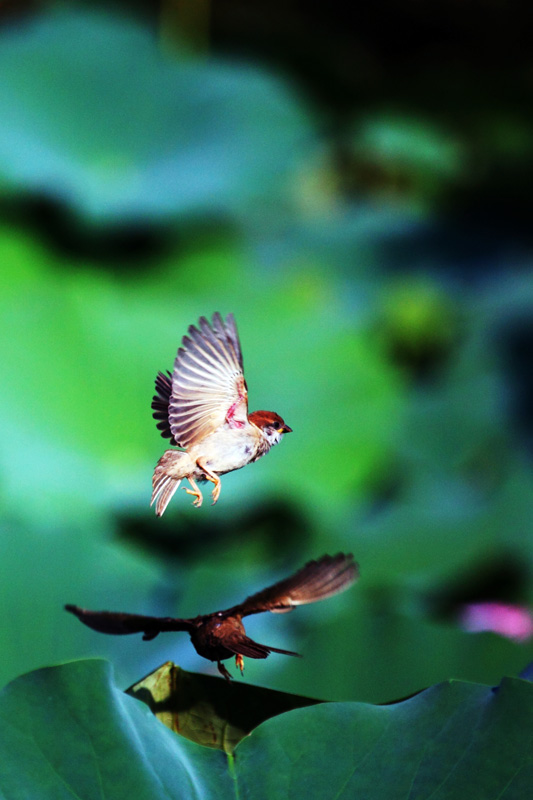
189, 425, 261, 476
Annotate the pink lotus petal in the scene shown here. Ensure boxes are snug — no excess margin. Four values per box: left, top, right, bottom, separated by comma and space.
460, 602, 533, 642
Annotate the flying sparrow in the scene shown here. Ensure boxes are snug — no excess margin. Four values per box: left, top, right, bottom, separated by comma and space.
65, 553, 358, 681
150, 312, 292, 516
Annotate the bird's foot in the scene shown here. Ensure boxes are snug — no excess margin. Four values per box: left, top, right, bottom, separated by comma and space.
183, 486, 203, 508
195, 459, 221, 505
217, 661, 233, 682
211, 479, 221, 505
235, 654, 244, 674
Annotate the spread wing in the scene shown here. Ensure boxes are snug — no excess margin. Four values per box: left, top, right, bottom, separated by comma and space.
65, 605, 194, 641
227, 553, 358, 618
168, 312, 248, 449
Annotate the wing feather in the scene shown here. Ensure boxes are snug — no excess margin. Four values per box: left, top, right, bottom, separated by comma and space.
65, 605, 193, 638
168, 313, 248, 448
151, 371, 178, 445
228, 554, 358, 618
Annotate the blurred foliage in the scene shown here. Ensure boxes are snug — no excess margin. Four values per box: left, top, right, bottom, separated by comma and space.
0, 1, 532, 724
2, 659, 533, 799
0, 13, 313, 224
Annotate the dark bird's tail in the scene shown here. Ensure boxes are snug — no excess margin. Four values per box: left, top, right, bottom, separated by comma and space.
223, 634, 302, 660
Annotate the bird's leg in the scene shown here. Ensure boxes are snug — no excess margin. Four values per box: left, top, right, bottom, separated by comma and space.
217, 661, 233, 682
235, 654, 245, 674
183, 476, 203, 508
196, 459, 222, 505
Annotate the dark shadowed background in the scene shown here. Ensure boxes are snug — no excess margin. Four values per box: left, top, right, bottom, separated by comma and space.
1, 0, 532, 703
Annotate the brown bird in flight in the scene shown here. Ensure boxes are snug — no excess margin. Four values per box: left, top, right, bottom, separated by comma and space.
65, 553, 358, 681
150, 312, 292, 516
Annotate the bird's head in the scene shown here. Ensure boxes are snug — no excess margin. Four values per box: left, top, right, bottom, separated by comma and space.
249, 410, 292, 447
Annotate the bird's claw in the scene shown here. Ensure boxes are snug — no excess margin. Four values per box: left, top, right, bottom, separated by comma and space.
183, 487, 203, 508
211, 482, 221, 505
235, 654, 245, 674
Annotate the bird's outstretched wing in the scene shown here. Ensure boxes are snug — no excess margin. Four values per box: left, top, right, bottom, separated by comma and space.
166, 312, 248, 448
227, 553, 358, 618
65, 605, 193, 641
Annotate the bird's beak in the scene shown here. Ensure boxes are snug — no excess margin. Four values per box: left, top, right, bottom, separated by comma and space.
279, 424, 292, 434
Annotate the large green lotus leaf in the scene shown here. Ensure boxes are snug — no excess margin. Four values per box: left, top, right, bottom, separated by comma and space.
235, 676, 533, 799
0, 660, 227, 800
0, 12, 312, 222
1, 660, 533, 799
127, 661, 319, 753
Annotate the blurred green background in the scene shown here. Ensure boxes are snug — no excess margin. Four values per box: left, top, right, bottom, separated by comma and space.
1, 1, 532, 704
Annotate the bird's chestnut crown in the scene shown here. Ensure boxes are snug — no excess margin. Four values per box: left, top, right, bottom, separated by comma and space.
249, 410, 292, 436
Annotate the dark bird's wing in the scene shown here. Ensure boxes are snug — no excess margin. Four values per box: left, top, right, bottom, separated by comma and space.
168, 313, 248, 448
65, 605, 194, 641
151, 370, 178, 446
227, 553, 358, 618
221, 632, 301, 660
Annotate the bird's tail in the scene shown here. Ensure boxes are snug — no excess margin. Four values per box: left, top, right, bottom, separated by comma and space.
151, 449, 194, 516
151, 472, 182, 516
225, 635, 302, 660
